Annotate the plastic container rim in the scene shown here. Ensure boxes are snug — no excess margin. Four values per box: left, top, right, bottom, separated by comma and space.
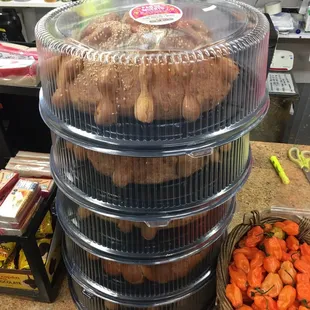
56, 193, 235, 263
63, 237, 216, 307
40, 90, 269, 157
61, 216, 228, 264
51, 149, 252, 220
35, 0, 269, 64
67, 270, 216, 309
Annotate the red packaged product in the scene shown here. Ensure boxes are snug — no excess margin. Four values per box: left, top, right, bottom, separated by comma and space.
0, 58, 39, 87
0, 170, 19, 200
22, 178, 55, 198
0, 179, 41, 223
0, 197, 43, 236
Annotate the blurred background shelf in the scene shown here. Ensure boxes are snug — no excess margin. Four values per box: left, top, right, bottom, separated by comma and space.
0, 84, 40, 96
0, 0, 62, 8
278, 30, 310, 39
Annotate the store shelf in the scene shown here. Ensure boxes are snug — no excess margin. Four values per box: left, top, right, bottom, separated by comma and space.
0, 0, 63, 8
278, 30, 310, 39
0, 83, 40, 96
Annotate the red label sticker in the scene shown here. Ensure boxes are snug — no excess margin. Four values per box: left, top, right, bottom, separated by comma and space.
130, 4, 183, 26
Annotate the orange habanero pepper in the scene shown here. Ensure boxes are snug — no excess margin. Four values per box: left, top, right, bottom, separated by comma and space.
250, 251, 266, 269
282, 220, 300, 236
289, 251, 301, 261
247, 287, 259, 300
299, 306, 309, 310
261, 273, 283, 298
251, 304, 261, 310
263, 256, 281, 273
264, 237, 283, 260
282, 251, 293, 262
300, 243, 310, 257
226, 283, 243, 308
296, 273, 310, 284
287, 236, 300, 251
229, 264, 248, 291
288, 300, 300, 310
275, 222, 286, 229
279, 239, 288, 252
239, 236, 247, 248
234, 253, 250, 274
234, 247, 259, 260
279, 261, 297, 285
294, 259, 310, 274
277, 285, 296, 310
248, 266, 265, 288
264, 223, 273, 233
254, 296, 278, 310
296, 281, 310, 304
301, 255, 310, 264
239, 306, 254, 310
245, 226, 265, 248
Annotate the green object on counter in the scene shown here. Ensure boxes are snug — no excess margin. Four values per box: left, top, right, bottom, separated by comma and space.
270, 155, 290, 185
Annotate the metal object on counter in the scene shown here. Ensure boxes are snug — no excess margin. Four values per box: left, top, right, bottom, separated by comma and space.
288, 147, 310, 183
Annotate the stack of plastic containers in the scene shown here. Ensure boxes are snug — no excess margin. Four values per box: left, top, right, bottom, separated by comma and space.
35, 0, 270, 308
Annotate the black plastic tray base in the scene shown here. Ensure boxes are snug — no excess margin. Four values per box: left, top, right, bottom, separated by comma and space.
68, 275, 216, 310
72, 206, 226, 255
63, 235, 222, 301
46, 66, 257, 144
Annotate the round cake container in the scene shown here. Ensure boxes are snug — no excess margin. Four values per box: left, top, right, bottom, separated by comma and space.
68, 274, 216, 310
36, 0, 270, 153
63, 233, 222, 306
51, 134, 251, 218
40, 91, 269, 157
57, 189, 235, 262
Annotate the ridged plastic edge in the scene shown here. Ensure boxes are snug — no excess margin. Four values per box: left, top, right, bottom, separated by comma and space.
63, 236, 217, 306
40, 90, 269, 156
51, 148, 252, 220
67, 272, 216, 309
35, 0, 269, 65
56, 193, 235, 263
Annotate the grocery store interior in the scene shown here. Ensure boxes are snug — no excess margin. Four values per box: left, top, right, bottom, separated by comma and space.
0, 0, 310, 309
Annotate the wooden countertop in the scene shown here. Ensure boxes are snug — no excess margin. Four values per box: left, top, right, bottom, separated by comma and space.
1, 141, 309, 310
232, 141, 310, 228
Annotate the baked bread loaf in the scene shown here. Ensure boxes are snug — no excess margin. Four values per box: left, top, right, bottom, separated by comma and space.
66, 141, 231, 187
77, 205, 224, 240
44, 12, 239, 125
87, 247, 210, 285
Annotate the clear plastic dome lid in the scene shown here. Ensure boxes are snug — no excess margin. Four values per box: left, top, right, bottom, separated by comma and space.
41, 0, 258, 56
36, 0, 269, 151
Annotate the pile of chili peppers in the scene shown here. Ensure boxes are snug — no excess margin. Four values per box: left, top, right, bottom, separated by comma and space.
225, 220, 310, 310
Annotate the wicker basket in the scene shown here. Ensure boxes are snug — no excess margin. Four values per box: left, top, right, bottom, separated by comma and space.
216, 210, 310, 310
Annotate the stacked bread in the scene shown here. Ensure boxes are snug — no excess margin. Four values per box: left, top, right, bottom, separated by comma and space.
36, 1, 269, 309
